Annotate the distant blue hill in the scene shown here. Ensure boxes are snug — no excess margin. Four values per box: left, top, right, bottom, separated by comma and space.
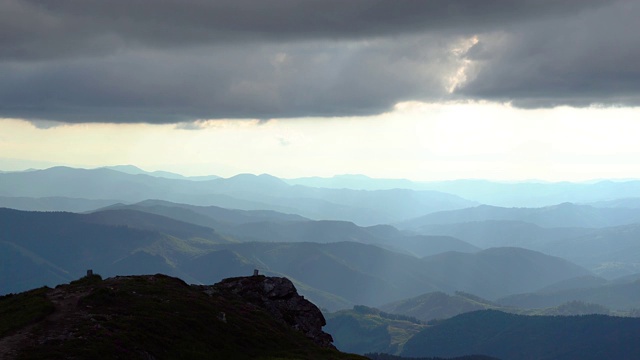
0, 166, 476, 225
287, 175, 640, 207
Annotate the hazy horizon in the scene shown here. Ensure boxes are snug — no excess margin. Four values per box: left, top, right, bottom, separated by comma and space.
3, 162, 640, 185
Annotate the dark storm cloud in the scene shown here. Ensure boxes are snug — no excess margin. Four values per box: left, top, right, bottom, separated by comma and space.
0, 0, 637, 124
0, 0, 607, 61
0, 37, 458, 123
456, 0, 640, 108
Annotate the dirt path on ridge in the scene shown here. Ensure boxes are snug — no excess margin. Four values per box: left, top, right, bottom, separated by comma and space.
0, 286, 90, 360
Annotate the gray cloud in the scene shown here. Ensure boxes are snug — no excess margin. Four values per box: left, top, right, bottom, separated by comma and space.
1, 0, 608, 61
0, 36, 463, 123
456, 0, 640, 108
0, 0, 637, 124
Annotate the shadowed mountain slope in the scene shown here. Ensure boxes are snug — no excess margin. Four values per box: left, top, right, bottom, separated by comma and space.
419, 247, 591, 300
411, 220, 591, 249
411, 219, 640, 279
0, 208, 231, 294
540, 223, 640, 278
195, 243, 592, 306
380, 289, 613, 323
401, 310, 640, 360
84, 209, 232, 242
1, 209, 593, 311
325, 305, 427, 355
380, 292, 501, 323
497, 278, 640, 310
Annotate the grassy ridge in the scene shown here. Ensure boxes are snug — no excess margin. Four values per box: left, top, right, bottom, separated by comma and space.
9, 275, 364, 360
0, 287, 54, 337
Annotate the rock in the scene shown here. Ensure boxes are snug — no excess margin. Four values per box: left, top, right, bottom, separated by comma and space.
209, 275, 335, 349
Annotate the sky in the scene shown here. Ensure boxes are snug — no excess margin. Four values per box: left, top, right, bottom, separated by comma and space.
1, 0, 639, 181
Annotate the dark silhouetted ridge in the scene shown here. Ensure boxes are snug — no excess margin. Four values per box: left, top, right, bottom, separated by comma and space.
0, 274, 364, 359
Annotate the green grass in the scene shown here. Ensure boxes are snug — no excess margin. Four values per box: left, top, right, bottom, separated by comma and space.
0, 287, 54, 338
326, 306, 428, 355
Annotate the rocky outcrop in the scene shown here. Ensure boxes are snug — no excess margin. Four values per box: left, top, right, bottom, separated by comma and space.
208, 275, 335, 349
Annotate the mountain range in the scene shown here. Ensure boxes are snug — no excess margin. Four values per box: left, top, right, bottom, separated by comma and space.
0, 167, 476, 225
99, 200, 478, 258
0, 207, 594, 310
3, 165, 640, 358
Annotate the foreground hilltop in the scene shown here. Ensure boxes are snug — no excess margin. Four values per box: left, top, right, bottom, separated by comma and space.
0, 273, 363, 360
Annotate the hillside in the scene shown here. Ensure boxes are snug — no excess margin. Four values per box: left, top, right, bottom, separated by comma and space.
325, 305, 427, 355
222, 220, 478, 258
380, 290, 612, 323
541, 223, 640, 278
411, 220, 590, 249
84, 209, 233, 242
497, 278, 640, 310
380, 292, 502, 322
419, 247, 592, 299
411, 220, 640, 278
0, 274, 364, 360
99, 199, 309, 229
327, 297, 613, 356
402, 310, 640, 360
0, 208, 232, 294
399, 203, 640, 229
380, 291, 612, 323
